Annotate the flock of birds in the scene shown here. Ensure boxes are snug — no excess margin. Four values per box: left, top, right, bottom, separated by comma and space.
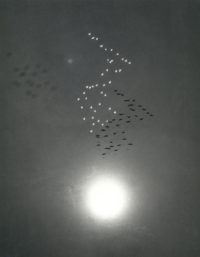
77, 32, 154, 157
6, 52, 57, 99
5, 33, 154, 158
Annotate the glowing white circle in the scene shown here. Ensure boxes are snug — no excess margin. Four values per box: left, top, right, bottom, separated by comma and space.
86, 177, 128, 220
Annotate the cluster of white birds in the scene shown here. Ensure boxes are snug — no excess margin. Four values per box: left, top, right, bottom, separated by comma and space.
76, 32, 132, 134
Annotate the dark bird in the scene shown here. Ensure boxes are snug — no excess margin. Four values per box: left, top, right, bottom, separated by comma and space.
96, 144, 101, 147
114, 149, 119, 152
128, 104, 134, 107
13, 67, 20, 72
116, 124, 120, 127
126, 120, 131, 123
114, 89, 118, 92
119, 118, 123, 121
142, 108, 146, 111
140, 118, 144, 120
96, 134, 100, 138
31, 72, 37, 77
13, 81, 20, 87
104, 135, 108, 137
150, 114, 154, 117
44, 81, 50, 85
119, 113, 124, 116
50, 86, 57, 91
6, 52, 12, 57
146, 112, 150, 114
117, 144, 121, 147
124, 99, 130, 102
130, 108, 135, 111
138, 105, 142, 107
113, 132, 117, 135
134, 115, 138, 117
102, 153, 106, 156
101, 129, 106, 132
128, 143, 133, 146
25, 90, 32, 96
122, 138, 127, 140
132, 99, 135, 102
31, 93, 37, 99
105, 147, 110, 150
36, 83, 42, 88
122, 131, 125, 134
127, 115, 131, 118
120, 93, 124, 96
19, 71, 26, 77
105, 126, 109, 128
24, 65, 30, 71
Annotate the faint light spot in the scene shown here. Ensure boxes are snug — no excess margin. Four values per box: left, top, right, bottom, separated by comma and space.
80, 106, 84, 109
92, 123, 95, 126
108, 107, 112, 111
98, 102, 102, 106
100, 44, 103, 48
77, 98, 80, 101
90, 129, 93, 133
67, 58, 74, 64
108, 80, 112, 84
83, 117, 86, 121
91, 116, 95, 120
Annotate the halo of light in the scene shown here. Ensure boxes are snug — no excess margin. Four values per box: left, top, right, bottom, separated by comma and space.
85, 176, 128, 221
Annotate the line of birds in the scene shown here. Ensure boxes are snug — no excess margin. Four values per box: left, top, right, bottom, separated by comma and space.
77, 32, 154, 157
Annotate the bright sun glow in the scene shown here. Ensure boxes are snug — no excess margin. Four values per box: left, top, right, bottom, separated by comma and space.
86, 176, 128, 221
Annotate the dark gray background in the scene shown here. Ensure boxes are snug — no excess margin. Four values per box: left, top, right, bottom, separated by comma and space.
1, 0, 200, 256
